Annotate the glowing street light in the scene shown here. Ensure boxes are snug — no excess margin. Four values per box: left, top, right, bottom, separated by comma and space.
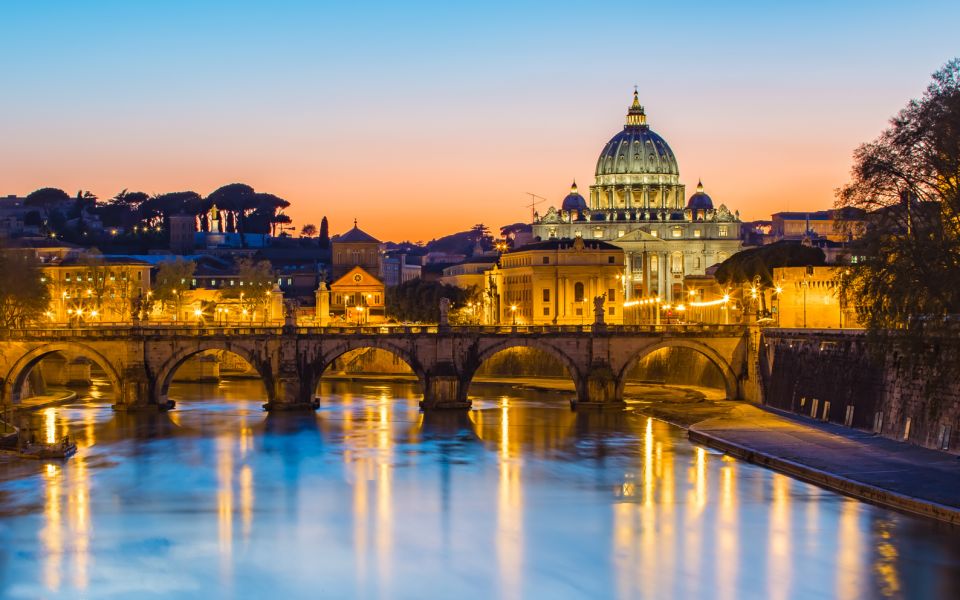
510, 304, 517, 326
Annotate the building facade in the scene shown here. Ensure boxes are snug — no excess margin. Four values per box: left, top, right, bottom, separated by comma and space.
532, 92, 742, 302
331, 221, 383, 280
484, 237, 625, 326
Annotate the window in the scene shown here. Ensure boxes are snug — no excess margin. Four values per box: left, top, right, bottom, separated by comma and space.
618, 230, 625, 238
608, 256, 615, 264
608, 288, 616, 302
543, 307, 550, 316
719, 225, 729, 237
542, 288, 550, 302
649, 230, 658, 237
694, 257, 701, 269
672, 227, 682, 238
542, 256, 549, 264
608, 306, 615, 315
671, 253, 683, 273
694, 229, 702, 238
593, 229, 604, 239
650, 255, 659, 273
576, 307, 583, 316
574, 282, 585, 302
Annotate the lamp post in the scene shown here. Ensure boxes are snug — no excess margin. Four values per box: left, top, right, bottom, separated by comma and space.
510, 304, 517, 326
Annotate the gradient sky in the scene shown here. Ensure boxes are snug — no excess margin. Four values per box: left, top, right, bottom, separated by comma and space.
1, 1, 957, 241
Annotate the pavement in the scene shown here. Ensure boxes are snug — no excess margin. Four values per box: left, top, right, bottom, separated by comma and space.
14, 391, 77, 412
688, 403, 960, 525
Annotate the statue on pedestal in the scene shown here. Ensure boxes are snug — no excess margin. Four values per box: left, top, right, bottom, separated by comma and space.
593, 294, 607, 326
439, 297, 450, 327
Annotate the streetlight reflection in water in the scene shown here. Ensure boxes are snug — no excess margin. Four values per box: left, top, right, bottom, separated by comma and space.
1, 379, 958, 599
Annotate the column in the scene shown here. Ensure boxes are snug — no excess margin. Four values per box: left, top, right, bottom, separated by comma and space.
659, 252, 668, 301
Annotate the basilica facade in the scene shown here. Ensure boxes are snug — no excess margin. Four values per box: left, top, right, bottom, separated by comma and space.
531, 91, 742, 302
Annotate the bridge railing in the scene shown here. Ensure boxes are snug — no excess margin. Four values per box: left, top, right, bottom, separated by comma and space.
1, 322, 748, 339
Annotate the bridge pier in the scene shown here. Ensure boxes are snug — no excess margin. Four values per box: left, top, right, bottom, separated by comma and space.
113, 366, 174, 412
420, 363, 470, 411
263, 375, 319, 412
570, 363, 624, 410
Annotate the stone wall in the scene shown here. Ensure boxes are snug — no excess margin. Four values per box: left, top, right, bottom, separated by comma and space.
761, 330, 960, 453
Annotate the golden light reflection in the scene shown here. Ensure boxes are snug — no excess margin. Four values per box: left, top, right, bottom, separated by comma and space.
70, 452, 91, 590
767, 474, 792, 600
41, 462, 63, 591
497, 396, 523, 600
240, 465, 254, 541
716, 460, 738, 600
216, 435, 234, 583
836, 501, 863, 600
874, 520, 902, 598
44, 407, 57, 444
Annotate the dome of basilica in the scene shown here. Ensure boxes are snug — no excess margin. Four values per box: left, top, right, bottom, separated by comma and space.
561, 181, 588, 212
687, 180, 714, 210
594, 91, 679, 178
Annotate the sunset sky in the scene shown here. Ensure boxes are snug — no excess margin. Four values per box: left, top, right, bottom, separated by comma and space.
2, 1, 958, 241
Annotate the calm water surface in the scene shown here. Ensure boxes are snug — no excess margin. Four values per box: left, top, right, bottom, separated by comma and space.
0, 379, 959, 599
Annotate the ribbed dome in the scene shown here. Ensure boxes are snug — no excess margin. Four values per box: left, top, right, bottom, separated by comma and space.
561, 181, 588, 212
595, 91, 679, 178
687, 180, 714, 210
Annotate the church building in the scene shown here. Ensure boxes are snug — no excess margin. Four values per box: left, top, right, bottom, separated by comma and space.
532, 91, 743, 302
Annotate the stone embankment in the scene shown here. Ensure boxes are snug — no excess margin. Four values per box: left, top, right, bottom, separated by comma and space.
639, 393, 960, 526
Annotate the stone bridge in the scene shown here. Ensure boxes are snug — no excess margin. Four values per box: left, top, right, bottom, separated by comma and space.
0, 324, 755, 411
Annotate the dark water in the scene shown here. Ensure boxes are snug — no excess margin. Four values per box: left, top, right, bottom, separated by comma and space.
1, 379, 959, 599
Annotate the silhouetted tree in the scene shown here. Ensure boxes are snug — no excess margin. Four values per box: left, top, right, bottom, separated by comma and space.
385, 279, 471, 323
24, 187, 70, 210
836, 58, 960, 332
318, 216, 330, 248
301, 223, 318, 237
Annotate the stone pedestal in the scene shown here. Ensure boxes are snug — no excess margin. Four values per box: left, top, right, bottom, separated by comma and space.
66, 358, 92, 386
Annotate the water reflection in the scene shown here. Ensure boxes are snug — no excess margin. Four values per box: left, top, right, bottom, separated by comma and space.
0, 379, 958, 599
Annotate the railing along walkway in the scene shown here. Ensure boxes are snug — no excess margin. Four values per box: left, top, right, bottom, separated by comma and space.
1, 322, 748, 340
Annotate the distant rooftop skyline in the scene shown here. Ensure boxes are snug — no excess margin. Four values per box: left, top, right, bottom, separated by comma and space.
1, 1, 958, 240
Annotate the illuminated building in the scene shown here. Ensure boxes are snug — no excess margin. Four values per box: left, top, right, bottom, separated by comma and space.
484, 236, 625, 325
532, 92, 743, 302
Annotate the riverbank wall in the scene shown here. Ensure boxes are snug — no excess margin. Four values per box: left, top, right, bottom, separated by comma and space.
760, 329, 960, 453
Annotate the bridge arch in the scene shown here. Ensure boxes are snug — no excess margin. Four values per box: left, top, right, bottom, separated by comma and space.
462, 338, 584, 401
154, 342, 271, 406
311, 339, 427, 399
2, 342, 123, 406
616, 339, 739, 400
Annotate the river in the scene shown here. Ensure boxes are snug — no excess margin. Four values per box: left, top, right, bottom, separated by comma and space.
0, 378, 958, 599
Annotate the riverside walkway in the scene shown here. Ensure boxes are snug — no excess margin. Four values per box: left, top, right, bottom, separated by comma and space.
688, 404, 960, 525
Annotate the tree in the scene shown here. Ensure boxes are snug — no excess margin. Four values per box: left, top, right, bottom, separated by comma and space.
385, 279, 472, 323
836, 58, 960, 333
318, 216, 330, 248
715, 242, 826, 315
0, 250, 51, 329
24, 187, 70, 210
152, 258, 196, 321
301, 223, 318, 237
219, 258, 275, 323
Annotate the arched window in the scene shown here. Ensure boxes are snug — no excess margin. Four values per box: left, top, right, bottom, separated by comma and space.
574, 282, 585, 302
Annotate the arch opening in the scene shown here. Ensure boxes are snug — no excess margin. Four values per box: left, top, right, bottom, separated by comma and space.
5, 345, 120, 408
620, 342, 735, 401
163, 349, 268, 408
466, 344, 580, 405
315, 346, 424, 408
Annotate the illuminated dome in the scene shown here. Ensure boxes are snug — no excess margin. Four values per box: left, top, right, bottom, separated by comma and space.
594, 91, 679, 178
561, 181, 588, 212
687, 180, 714, 210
